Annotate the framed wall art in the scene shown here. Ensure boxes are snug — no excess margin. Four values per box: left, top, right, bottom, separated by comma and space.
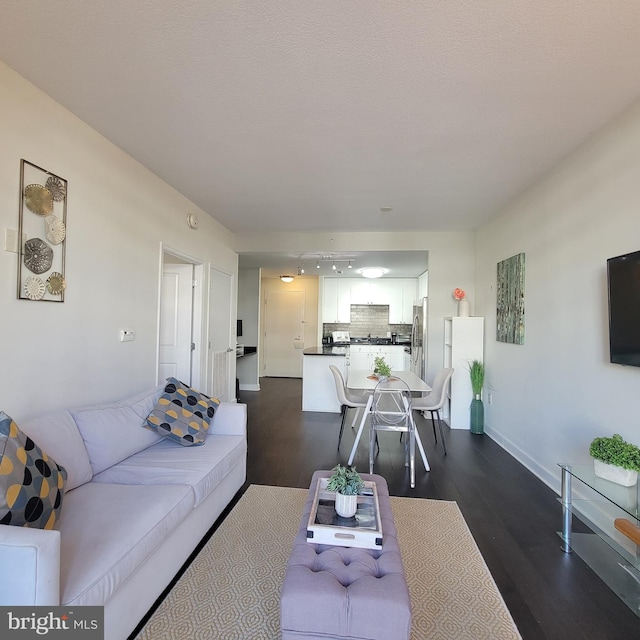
496, 252, 525, 344
17, 159, 67, 302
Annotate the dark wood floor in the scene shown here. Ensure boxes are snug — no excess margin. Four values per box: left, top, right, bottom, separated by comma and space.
240, 377, 640, 640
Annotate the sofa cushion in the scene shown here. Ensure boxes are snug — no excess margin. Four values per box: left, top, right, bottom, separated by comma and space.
20, 410, 92, 491
71, 385, 164, 475
0, 411, 67, 529
92, 433, 246, 507
57, 482, 193, 606
144, 378, 219, 446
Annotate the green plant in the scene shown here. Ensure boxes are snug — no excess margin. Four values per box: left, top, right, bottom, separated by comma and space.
325, 464, 364, 496
469, 360, 484, 396
589, 434, 640, 471
373, 356, 392, 378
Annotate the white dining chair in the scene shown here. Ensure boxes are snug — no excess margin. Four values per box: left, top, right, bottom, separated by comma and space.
329, 365, 369, 448
412, 367, 454, 455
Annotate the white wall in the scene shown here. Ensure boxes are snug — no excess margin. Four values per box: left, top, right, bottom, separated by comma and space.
476, 97, 640, 493
0, 62, 238, 420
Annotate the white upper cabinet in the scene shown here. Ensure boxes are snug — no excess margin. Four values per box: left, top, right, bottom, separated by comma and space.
322, 277, 417, 324
349, 279, 393, 305
389, 279, 418, 324
322, 278, 351, 323
417, 271, 428, 299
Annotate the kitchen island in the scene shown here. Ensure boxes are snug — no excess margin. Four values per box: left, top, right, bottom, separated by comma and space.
302, 346, 348, 412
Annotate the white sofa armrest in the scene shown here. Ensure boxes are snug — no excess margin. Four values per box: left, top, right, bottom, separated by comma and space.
0, 525, 60, 605
209, 402, 247, 437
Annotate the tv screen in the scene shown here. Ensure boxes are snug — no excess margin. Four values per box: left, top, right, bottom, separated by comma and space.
237, 319, 243, 338
607, 250, 640, 366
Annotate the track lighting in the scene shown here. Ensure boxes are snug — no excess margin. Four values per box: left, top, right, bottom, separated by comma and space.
303, 255, 357, 272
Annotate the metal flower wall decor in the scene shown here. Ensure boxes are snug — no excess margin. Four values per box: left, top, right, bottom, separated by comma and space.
17, 160, 67, 302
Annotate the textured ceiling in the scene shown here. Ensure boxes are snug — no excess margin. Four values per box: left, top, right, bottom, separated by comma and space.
2, 1, 640, 236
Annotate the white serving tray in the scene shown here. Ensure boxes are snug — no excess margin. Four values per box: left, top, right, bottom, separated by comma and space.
306, 477, 383, 550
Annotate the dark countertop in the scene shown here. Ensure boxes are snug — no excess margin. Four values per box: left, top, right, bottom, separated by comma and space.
303, 346, 348, 356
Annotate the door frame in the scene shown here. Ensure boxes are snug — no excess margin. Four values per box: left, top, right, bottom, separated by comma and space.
207, 265, 236, 401
156, 244, 205, 390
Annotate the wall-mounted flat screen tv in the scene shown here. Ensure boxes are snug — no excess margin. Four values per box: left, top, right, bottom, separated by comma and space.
607, 249, 640, 367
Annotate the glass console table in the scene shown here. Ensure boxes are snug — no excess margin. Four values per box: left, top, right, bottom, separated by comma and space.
559, 464, 640, 616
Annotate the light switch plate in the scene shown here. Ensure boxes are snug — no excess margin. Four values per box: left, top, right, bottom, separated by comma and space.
120, 329, 136, 342
4, 229, 18, 253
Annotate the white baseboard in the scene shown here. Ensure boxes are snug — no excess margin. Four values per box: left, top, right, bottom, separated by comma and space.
239, 383, 260, 391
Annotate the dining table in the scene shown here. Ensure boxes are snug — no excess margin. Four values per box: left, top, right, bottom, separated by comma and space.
345, 369, 432, 469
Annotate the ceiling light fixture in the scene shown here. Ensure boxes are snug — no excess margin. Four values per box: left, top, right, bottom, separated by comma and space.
347, 260, 353, 269
316, 260, 320, 269
332, 261, 336, 270
280, 275, 294, 283
359, 267, 387, 279
297, 263, 305, 276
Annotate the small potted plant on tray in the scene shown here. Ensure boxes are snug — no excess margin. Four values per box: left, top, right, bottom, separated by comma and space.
589, 433, 640, 486
373, 356, 392, 382
326, 464, 364, 517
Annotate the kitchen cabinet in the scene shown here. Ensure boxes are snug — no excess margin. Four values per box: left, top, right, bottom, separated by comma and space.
403, 350, 411, 372
443, 317, 484, 429
322, 278, 351, 323
348, 345, 377, 370
418, 271, 428, 299
302, 351, 347, 412
388, 279, 418, 324
387, 346, 406, 371
348, 345, 406, 372
322, 277, 417, 324
349, 279, 393, 305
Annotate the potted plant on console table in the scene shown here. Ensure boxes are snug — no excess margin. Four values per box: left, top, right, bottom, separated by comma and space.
589, 433, 640, 486
326, 464, 364, 518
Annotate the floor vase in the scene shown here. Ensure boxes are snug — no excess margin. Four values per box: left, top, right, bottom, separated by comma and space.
470, 396, 484, 434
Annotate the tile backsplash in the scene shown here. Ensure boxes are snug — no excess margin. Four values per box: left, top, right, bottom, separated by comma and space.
324, 305, 411, 338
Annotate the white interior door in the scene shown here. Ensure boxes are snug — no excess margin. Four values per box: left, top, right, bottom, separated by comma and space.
159, 263, 193, 384
208, 267, 234, 401
264, 290, 304, 377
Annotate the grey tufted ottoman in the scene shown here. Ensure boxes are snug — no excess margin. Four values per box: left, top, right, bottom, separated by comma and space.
280, 470, 411, 640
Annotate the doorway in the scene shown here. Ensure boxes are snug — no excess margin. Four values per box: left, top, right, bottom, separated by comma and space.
158, 247, 204, 390
263, 289, 305, 377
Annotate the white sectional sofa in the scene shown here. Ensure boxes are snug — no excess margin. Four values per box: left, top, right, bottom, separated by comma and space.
0, 383, 247, 640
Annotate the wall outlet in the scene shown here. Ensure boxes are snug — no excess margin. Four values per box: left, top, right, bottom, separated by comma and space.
487, 393, 493, 405
120, 329, 136, 342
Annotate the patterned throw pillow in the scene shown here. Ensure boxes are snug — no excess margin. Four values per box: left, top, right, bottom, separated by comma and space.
144, 378, 219, 446
0, 411, 67, 529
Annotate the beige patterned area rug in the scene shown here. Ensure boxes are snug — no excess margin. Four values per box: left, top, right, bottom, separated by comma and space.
134, 485, 521, 640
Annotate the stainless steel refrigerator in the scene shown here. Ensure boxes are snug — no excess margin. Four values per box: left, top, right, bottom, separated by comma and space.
410, 297, 428, 380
